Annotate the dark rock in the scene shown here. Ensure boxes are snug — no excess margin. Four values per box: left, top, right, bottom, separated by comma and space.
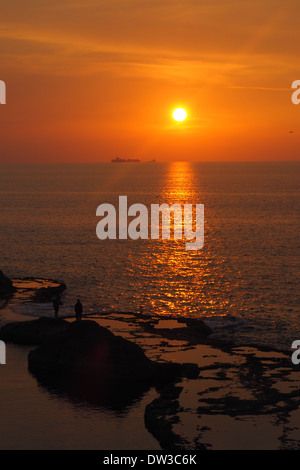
0, 317, 69, 345
184, 318, 212, 336
0, 270, 16, 298
181, 362, 200, 379
1, 317, 197, 408
142, 318, 212, 343
145, 396, 184, 450
32, 282, 66, 302
145, 383, 206, 450
27, 320, 184, 387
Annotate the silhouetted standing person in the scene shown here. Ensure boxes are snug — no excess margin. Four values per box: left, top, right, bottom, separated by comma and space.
75, 299, 83, 321
53, 296, 62, 320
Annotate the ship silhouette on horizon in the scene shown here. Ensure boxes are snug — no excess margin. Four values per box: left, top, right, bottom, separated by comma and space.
111, 157, 140, 163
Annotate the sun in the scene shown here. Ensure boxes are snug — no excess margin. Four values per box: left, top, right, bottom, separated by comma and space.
173, 108, 187, 121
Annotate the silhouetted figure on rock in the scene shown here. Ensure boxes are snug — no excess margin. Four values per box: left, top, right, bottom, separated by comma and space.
75, 299, 83, 321
53, 296, 62, 320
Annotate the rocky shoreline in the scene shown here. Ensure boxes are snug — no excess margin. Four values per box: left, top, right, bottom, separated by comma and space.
1, 312, 300, 449
0, 317, 199, 389
0, 315, 202, 448
0, 270, 16, 298
1, 273, 300, 450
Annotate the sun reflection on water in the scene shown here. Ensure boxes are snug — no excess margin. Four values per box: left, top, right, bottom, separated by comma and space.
137, 161, 232, 318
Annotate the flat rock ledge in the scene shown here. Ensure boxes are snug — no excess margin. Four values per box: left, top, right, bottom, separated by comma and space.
0, 317, 70, 345
145, 384, 206, 451
0, 318, 199, 390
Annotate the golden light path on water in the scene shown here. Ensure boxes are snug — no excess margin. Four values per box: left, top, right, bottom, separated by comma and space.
141, 161, 232, 318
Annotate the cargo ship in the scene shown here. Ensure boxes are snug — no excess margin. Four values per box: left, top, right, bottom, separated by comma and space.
111, 157, 140, 163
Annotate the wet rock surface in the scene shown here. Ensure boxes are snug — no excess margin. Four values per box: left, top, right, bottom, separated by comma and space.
1, 287, 300, 450
27, 320, 186, 387
0, 316, 199, 407
141, 317, 212, 343
0, 317, 69, 345
145, 384, 206, 450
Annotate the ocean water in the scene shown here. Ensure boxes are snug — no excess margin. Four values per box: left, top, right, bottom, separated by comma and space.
0, 162, 299, 349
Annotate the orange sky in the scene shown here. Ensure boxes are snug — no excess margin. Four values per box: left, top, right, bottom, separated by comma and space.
0, 0, 299, 162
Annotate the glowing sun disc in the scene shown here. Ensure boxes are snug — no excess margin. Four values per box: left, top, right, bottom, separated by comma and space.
173, 108, 187, 121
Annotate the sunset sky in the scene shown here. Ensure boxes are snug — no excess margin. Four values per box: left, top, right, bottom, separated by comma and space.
0, 0, 299, 162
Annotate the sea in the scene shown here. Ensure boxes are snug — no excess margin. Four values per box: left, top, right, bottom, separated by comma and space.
0, 161, 299, 350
